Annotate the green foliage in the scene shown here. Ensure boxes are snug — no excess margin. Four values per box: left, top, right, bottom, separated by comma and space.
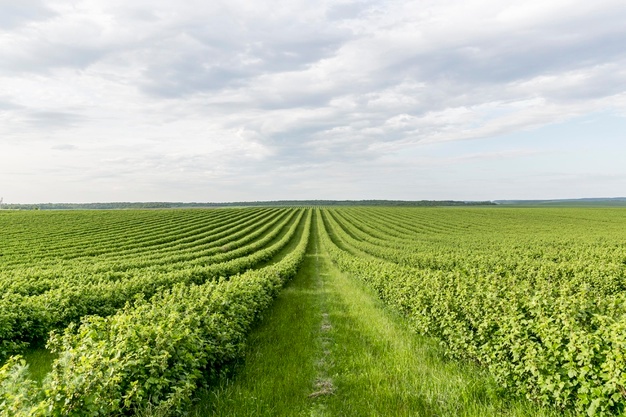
0, 356, 46, 416
0, 208, 301, 360
2, 206, 626, 415
319, 207, 626, 416
0, 210, 311, 416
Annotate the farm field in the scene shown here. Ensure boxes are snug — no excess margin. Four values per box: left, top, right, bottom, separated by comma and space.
1, 206, 626, 416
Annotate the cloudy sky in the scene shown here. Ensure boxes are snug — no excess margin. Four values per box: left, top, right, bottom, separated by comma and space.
1, 0, 626, 203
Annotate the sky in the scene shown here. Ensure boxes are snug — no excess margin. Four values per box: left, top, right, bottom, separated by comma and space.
1, 0, 626, 203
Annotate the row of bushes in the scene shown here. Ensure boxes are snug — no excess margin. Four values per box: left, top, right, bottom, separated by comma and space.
0, 209, 287, 295
0, 209, 303, 362
0, 210, 311, 416
320, 210, 626, 416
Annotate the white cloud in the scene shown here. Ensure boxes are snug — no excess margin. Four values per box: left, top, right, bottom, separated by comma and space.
1, 0, 626, 202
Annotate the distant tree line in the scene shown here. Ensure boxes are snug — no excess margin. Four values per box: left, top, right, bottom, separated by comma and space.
0, 200, 496, 210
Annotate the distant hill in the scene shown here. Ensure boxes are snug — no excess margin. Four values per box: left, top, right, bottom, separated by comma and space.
493, 197, 626, 206
0, 200, 495, 210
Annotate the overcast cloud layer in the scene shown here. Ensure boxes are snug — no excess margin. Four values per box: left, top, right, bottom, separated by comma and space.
1, 0, 626, 203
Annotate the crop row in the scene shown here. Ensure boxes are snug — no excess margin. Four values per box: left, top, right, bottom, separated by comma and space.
0, 208, 291, 295
328, 208, 626, 296
0, 208, 305, 361
0, 209, 211, 261
0, 208, 273, 268
319, 208, 626, 416
0, 210, 312, 416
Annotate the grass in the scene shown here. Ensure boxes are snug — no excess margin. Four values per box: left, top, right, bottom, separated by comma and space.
190, 214, 325, 416
190, 213, 569, 416
318, 255, 568, 417
22, 348, 56, 384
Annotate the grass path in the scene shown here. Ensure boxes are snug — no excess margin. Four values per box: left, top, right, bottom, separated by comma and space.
190, 214, 326, 416
190, 213, 564, 416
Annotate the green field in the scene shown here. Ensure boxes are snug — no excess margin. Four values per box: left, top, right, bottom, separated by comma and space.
1, 207, 625, 416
